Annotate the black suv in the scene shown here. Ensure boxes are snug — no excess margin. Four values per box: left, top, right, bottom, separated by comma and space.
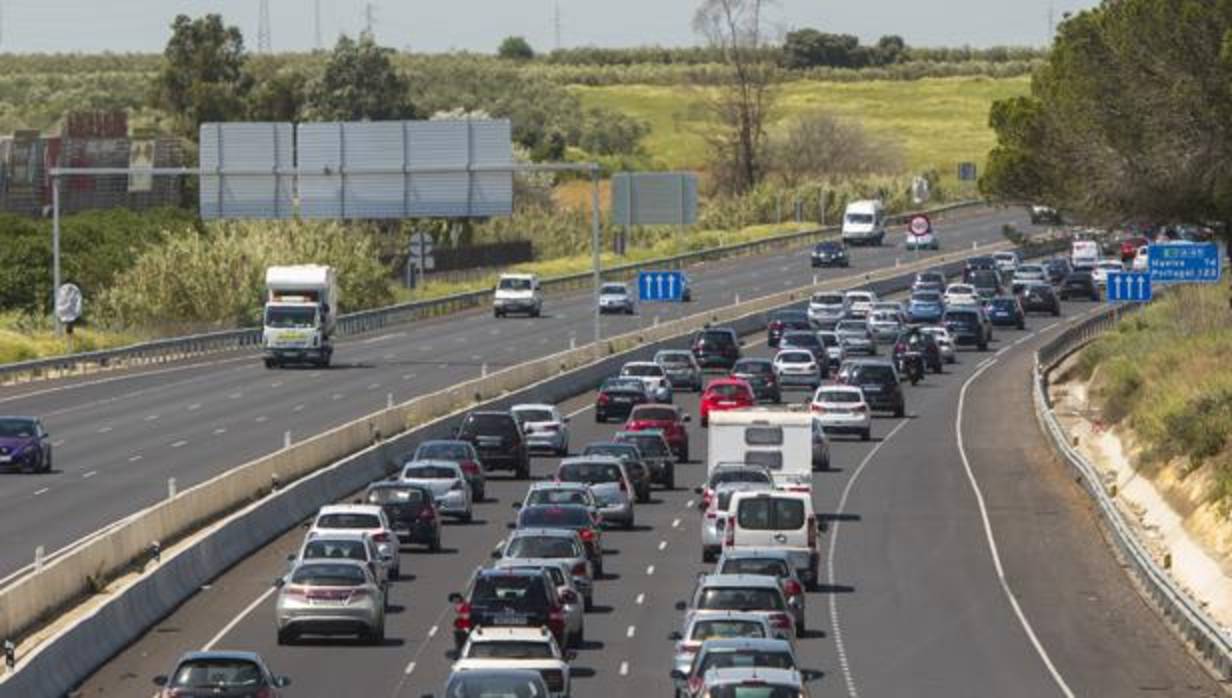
365, 482, 441, 551
730, 358, 781, 403
1060, 271, 1101, 301
811, 240, 849, 267
841, 360, 905, 417
595, 377, 650, 423
1021, 283, 1061, 316
692, 327, 742, 370
969, 269, 1002, 300
766, 310, 812, 347
449, 568, 566, 651
963, 256, 998, 283
943, 307, 992, 351
455, 411, 530, 479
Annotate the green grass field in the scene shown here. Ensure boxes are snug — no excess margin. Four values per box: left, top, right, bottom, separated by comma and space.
572, 76, 1029, 188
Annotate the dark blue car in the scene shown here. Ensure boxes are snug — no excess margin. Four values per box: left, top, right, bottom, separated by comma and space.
0, 416, 51, 473
984, 297, 1026, 329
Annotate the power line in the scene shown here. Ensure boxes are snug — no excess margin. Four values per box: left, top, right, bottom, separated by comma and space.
554, 1, 561, 51
363, 2, 376, 38
258, 0, 272, 52
314, 0, 323, 50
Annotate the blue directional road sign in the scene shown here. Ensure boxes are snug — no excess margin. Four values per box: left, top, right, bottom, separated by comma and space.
638, 270, 685, 302
1148, 242, 1221, 283
1106, 271, 1152, 303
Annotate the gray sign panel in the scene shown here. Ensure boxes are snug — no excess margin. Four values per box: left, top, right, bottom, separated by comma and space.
611, 172, 698, 226
199, 123, 294, 219
957, 162, 978, 181
296, 119, 513, 219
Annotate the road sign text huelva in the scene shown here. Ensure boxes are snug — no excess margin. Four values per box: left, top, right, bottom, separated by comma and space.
638, 271, 685, 302
1106, 271, 1152, 302
1147, 242, 1221, 283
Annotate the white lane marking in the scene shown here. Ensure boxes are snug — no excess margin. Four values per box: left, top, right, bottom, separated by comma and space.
144, 414, 159, 421
292, 404, 305, 412
428, 625, 438, 638
255, 416, 268, 423
367, 383, 381, 390
52, 439, 65, 447
228, 392, 242, 399
129, 455, 143, 462
646, 565, 655, 576
1039, 321, 1060, 334
360, 331, 406, 345
171, 440, 188, 448
658, 540, 668, 551
0, 354, 256, 407
213, 427, 227, 435
187, 403, 201, 411
619, 661, 629, 676
270, 381, 282, 388
996, 346, 1010, 356
635, 593, 645, 605
565, 403, 594, 419
403, 373, 416, 381
469, 355, 482, 362
403, 661, 416, 676
202, 587, 277, 650
489, 329, 501, 336
98, 426, 112, 433
671, 518, 681, 529
33, 488, 49, 496
82, 470, 97, 479
828, 417, 910, 698
331, 393, 343, 400
956, 354, 1076, 698
626, 625, 636, 638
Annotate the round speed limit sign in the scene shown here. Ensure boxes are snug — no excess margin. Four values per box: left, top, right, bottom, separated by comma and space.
908, 214, 931, 236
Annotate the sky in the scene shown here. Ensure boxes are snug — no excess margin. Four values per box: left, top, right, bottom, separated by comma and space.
0, 0, 1101, 54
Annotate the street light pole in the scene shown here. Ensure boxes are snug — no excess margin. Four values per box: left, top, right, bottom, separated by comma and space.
52, 176, 62, 336
590, 167, 602, 353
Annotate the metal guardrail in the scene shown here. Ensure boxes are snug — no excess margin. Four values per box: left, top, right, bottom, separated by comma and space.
0, 200, 987, 385
1033, 298, 1232, 681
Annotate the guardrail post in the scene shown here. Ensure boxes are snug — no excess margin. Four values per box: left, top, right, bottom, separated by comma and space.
734, 292, 741, 305
34, 546, 44, 573
570, 335, 576, 351
387, 393, 394, 409
283, 430, 292, 449
167, 478, 176, 499
481, 363, 488, 378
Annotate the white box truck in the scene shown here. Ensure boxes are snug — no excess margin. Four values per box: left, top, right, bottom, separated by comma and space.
841, 199, 886, 246
263, 265, 338, 368
707, 407, 814, 493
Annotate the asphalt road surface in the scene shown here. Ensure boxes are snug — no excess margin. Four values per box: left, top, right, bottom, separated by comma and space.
77, 286, 1222, 698
0, 206, 1021, 579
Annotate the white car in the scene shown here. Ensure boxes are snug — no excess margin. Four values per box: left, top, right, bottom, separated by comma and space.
451, 627, 572, 698
619, 361, 673, 403
670, 611, 775, 678
493, 273, 542, 318
400, 460, 474, 523
772, 349, 822, 390
1092, 259, 1125, 287
701, 481, 774, 562
872, 301, 905, 320
993, 251, 1020, 274
867, 310, 903, 344
919, 326, 957, 364
944, 283, 979, 306
597, 282, 635, 315
511, 404, 570, 456
843, 290, 878, 319
810, 385, 872, 441
307, 504, 401, 579
1132, 245, 1150, 271
807, 292, 846, 327
1013, 264, 1047, 285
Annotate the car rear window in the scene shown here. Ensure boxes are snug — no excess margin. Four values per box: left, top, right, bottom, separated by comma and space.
777, 352, 812, 364
813, 293, 844, 305
403, 465, 456, 479
623, 364, 664, 377
990, 299, 1017, 310
302, 539, 367, 561
631, 406, 677, 421
291, 563, 367, 586
708, 383, 751, 398
618, 433, 669, 457
772, 310, 809, 324
733, 360, 774, 375
0, 419, 35, 437
514, 409, 555, 424
316, 513, 380, 529
912, 293, 941, 303
690, 619, 768, 641
657, 352, 693, 366
582, 444, 639, 461
817, 334, 838, 347
945, 311, 979, 324
835, 321, 866, 333
171, 659, 264, 689
507, 536, 579, 559
720, 558, 790, 578
602, 378, 645, 393
698, 649, 795, 674
558, 462, 622, 483
527, 489, 591, 507
498, 277, 533, 290
819, 390, 861, 403
700, 330, 737, 345
697, 587, 785, 611
519, 507, 591, 528
366, 487, 427, 507
466, 641, 555, 660
472, 575, 548, 608
601, 284, 627, 295
414, 442, 472, 461
459, 413, 517, 436
852, 365, 896, 383
711, 470, 772, 487
736, 497, 807, 531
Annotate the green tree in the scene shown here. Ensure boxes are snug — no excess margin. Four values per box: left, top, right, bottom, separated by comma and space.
152, 14, 251, 138
245, 56, 309, 121
304, 34, 414, 121
498, 36, 536, 61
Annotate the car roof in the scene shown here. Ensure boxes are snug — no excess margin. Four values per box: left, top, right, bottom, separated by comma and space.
500, 273, 536, 279
512, 527, 582, 539
512, 403, 556, 412
447, 667, 546, 681
403, 459, 462, 471
476, 567, 547, 579
623, 361, 659, 367
685, 610, 772, 626
317, 504, 383, 515
630, 403, 678, 413
368, 481, 431, 492
616, 429, 665, 439
528, 480, 591, 491
302, 530, 370, 543
560, 455, 624, 466
293, 558, 368, 571
0, 416, 36, 422
816, 384, 862, 394
845, 357, 894, 367
719, 547, 795, 561
707, 377, 751, 387
703, 667, 802, 686
699, 574, 783, 588
698, 637, 794, 652
175, 650, 265, 664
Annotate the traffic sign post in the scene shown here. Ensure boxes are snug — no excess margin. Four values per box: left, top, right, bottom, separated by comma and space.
1147, 243, 1221, 283
55, 282, 83, 351
638, 271, 685, 302
407, 232, 435, 288
1107, 271, 1152, 302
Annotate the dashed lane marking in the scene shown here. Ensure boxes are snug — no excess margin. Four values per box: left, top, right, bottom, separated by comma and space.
619, 661, 629, 676
404, 661, 416, 676
98, 426, 112, 433
129, 455, 143, 462
213, 427, 227, 435
646, 565, 655, 576
292, 404, 305, 412
171, 440, 188, 448
636, 593, 645, 605
144, 415, 159, 421
626, 625, 636, 638
188, 404, 201, 411
255, 416, 268, 423
33, 488, 48, 496
658, 541, 667, 551
82, 470, 96, 479
671, 517, 681, 528
428, 625, 438, 637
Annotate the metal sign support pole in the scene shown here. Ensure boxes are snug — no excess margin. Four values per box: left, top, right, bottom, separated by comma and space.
591, 168, 602, 352
52, 176, 62, 336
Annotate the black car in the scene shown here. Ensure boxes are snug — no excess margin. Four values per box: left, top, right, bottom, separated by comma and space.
984, 296, 1026, 329
582, 442, 651, 502
365, 482, 441, 551
766, 310, 812, 347
692, 327, 742, 370
455, 411, 530, 479
969, 269, 1002, 300
595, 377, 650, 423
841, 360, 905, 417
0, 416, 51, 473
963, 256, 998, 283
1044, 258, 1072, 285
449, 568, 565, 651
943, 308, 992, 351
811, 240, 849, 268
1060, 272, 1101, 301
1020, 283, 1061, 316
915, 270, 947, 287
730, 358, 781, 403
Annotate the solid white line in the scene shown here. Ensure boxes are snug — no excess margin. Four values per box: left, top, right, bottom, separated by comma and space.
828, 417, 910, 698
428, 625, 438, 637
367, 383, 381, 390
228, 392, 242, 399
956, 355, 1076, 697
0, 354, 254, 407
213, 427, 227, 435
292, 404, 305, 412
270, 382, 282, 388
403, 661, 416, 675
203, 587, 276, 650
565, 403, 594, 419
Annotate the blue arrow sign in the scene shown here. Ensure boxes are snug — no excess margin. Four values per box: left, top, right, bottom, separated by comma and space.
637, 270, 685, 302
1107, 271, 1152, 302
1148, 242, 1221, 283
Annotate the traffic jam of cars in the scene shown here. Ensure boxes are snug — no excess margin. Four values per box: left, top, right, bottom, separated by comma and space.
68, 210, 1166, 698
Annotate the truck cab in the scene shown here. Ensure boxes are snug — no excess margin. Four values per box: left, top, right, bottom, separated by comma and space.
841, 200, 886, 247
494, 273, 543, 318
263, 265, 337, 368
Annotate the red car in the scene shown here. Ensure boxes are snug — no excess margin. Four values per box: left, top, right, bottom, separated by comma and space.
624, 404, 692, 462
1119, 236, 1149, 262
699, 378, 756, 427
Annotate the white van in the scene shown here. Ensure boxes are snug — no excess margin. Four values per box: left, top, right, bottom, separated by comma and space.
841, 200, 886, 246
707, 407, 813, 492
725, 490, 820, 589
1070, 240, 1099, 271
493, 273, 543, 318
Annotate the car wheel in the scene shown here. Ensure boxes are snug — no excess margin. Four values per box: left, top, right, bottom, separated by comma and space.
263, 358, 276, 369
895, 405, 905, 418
703, 548, 716, 563
366, 623, 385, 645
664, 464, 676, 490
462, 511, 473, 524
584, 593, 595, 612
43, 451, 52, 473
390, 565, 401, 581
494, 309, 502, 318
429, 536, 442, 553
623, 516, 635, 530
680, 446, 689, 464
978, 342, 988, 352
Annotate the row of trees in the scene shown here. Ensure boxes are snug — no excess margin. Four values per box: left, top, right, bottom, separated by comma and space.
980, 0, 1232, 235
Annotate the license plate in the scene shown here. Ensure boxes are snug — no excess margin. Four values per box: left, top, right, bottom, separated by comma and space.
861, 384, 881, 392
492, 613, 527, 626
613, 397, 630, 403
0, 455, 10, 464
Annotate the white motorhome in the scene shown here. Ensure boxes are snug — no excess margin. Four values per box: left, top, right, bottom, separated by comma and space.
263, 265, 338, 368
841, 199, 886, 246
1070, 240, 1099, 271
707, 407, 814, 492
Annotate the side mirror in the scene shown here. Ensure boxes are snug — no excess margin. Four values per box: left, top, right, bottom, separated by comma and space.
563, 416, 571, 423
668, 631, 683, 641
670, 669, 687, 681
801, 669, 823, 683
274, 676, 292, 688
682, 414, 691, 423
818, 519, 829, 533
153, 675, 169, 687
491, 549, 504, 558
448, 592, 463, 604
561, 589, 579, 604
511, 502, 522, 510
674, 601, 687, 611
286, 553, 296, 562
506, 522, 517, 530
693, 486, 704, 494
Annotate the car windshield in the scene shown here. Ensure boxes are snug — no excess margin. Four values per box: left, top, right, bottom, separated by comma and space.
471, 576, 547, 608
708, 383, 750, 399
948, 286, 973, 294
657, 352, 693, 367
367, 486, 427, 508
721, 558, 790, 578
777, 352, 812, 364
705, 685, 800, 698
818, 390, 861, 404
631, 407, 677, 421
527, 489, 591, 507
506, 536, 578, 559
514, 409, 555, 424
624, 365, 663, 378
0, 419, 36, 438
404, 465, 456, 479
812, 293, 843, 305
946, 312, 979, 325
171, 659, 265, 689
445, 673, 546, 697
781, 334, 819, 347
583, 444, 639, 461
846, 293, 873, 303
315, 513, 380, 529
601, 284, 627, 295
835, 321, 866, 333
846, 213, 874, 224
519, 507, 591, 527
302, 539, 367, 561
991, 299, 1017, 310
603, 378, 645, 393
265, 306, 316, 328
698, 587, 785, 611
871, 312, 898, 323
291, 563, 366, 586
772, 311, 809, 324
415, 442, 471, 460
700, 330, 736, 345
618, 434, 669, 456
559, 462, 623, 483
690, 620, 768, 641
912, 293, 941, 303
698, 649, 795, 674
466, 641, 555, 660
498, 278, 533, 291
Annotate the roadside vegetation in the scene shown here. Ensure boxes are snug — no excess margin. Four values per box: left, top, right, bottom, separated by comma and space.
1074, 285, 1232, 514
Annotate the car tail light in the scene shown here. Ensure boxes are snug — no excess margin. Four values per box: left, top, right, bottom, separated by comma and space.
769, 321, 783, 332
619, 479, 628, 493
371, 531, 390, 543
770, 613, 793, 629
572, 562, 588, 576
548, 605, 566, 634
679, 641, 701, 653
418, 507, 436, 521
811, 403, 824, 413
784, 579, 804, 597
579, 528, 596, 543
451, 480, 465, 492
460, 461, 480, 475
454, 601, 472, 632
283, 585, 308, 601
254, 689, 274, 698
855, 404, 868, 413
597, 393, 610, 405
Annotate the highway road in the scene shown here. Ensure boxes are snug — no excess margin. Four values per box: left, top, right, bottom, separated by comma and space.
0, 206, 1021, 579
77, 286, 1222, 697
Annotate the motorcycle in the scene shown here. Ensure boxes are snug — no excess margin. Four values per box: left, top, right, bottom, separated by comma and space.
896, 350, 924, 386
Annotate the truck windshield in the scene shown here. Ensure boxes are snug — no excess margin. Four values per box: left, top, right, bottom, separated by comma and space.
846, 213, 874, 224
266, 306, 316, 328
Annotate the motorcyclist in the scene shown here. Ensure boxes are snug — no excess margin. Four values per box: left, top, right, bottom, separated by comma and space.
894, 327, 942, 374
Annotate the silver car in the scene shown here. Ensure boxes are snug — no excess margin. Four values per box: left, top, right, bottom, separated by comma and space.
598, 282, 636, 314
289, 532, 389, 591
275, 560, 385, 644
716, 548, 810, 632
511, 404, 571, 456
619, 361, 673, 403
807, 291, 846, 328
674, 574, 796, 641
496, 528, 594, 609
400, 460, 473, 523
817, 330, 847, 370
556, 456, 635, 529
701, 482, 773, 562
668, 611, 774, 680
867, 310, 903, 344
696, 666, 821, 698
520, 481, 599, 514
835, 319, 876, 355
654, 349, 704, 392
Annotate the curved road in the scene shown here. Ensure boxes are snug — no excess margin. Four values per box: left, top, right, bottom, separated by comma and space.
78, 283, 1222, 696
0, 206, 1018, 578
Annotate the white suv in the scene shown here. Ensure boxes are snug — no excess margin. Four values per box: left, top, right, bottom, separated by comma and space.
451, 626, 572, 698
494, 273, 543, 318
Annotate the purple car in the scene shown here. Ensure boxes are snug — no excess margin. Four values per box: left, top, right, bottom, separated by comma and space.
0, 417, 52, 473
